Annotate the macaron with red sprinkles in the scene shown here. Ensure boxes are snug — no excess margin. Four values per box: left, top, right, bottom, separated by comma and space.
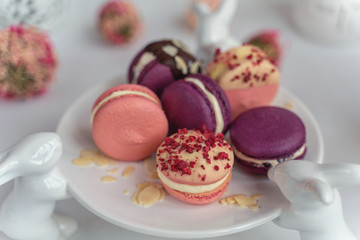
156, 127, 234, 205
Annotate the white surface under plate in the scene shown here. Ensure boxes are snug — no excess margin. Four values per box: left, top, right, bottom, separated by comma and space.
56, 78, 324, 239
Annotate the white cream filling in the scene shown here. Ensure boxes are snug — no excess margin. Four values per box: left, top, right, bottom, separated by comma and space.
233, 144, 306, 167
185, 77, 224, 133
157, 170, 230, 194
131, 52, 156, 83
91, 90, 159, 124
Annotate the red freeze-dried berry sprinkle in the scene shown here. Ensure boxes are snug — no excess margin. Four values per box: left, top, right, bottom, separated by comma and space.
216, 152, 229, 160
200, 164, 205, 170
178, 128, 188, 134
201, 175, 206, 181
215, 48, 221, 56
224, 163, 231, 169
246, 54, 253, 60
262, 73, 268, 81
214, 165, 219, 171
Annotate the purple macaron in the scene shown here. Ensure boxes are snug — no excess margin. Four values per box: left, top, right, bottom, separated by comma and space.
230, 106, 306, 175
161, 73, 232, 134
128, 39, 204, 96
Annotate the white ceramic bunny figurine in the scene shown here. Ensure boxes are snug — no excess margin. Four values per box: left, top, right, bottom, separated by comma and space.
192, 0, 240, 64
0, 132, 77, 240
268, 160, 360, 240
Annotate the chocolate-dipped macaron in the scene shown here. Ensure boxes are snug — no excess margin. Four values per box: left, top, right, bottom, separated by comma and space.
161, 73, 232, 134
128, 39, 204, 96
230, 106, 306, 175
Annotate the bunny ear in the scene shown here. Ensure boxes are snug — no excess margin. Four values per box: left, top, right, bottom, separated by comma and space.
302, 178, 334, 205
320, 163, 360, 188
192, 2, 211, 18
215, 0, 237, 22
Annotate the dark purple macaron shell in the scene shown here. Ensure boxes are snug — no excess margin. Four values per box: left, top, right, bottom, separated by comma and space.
230, 106, 306, 174
161, 73, 232, 134
128, 39, 204, 96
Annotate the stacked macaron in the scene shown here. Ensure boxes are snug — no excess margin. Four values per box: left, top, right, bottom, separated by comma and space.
156, 128, 234, 204
128, 39, 204, 96
206, 45, 280, 119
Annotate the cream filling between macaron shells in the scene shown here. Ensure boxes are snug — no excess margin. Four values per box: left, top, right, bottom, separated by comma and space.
91, 90, 159, 124
185, 77, 224, 133
233, 144, 306, 168
157, 170, 230, 194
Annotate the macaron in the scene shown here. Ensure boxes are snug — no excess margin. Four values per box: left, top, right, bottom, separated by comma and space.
206, 45, 280, 119
161, 73, 232, 134
98, 0, 143, 45
91, 84, 168, 161
128, 39, 204, 96
156, 128, 234, 204
230, 106, 306, 175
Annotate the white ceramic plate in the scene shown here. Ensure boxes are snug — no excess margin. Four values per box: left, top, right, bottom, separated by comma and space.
56, 78, 324, 238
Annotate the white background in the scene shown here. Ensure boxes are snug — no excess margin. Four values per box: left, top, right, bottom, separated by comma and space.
0, 0, 360, 239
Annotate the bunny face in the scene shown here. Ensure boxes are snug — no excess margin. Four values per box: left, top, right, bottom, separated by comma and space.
0, 133, 62, 184
268, 161, 335, 209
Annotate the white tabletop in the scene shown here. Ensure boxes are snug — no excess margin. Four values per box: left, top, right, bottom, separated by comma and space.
0, 0, 360, 239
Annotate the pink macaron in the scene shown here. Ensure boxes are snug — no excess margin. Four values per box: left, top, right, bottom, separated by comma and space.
206, 45, 280, 120
91, 84, 168, 161
156, 128, 234, 204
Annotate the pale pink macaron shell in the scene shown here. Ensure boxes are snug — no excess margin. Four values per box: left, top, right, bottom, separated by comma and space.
225, 84, 279, 120
163, 173, 231, 205
92, 84, 168, 161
